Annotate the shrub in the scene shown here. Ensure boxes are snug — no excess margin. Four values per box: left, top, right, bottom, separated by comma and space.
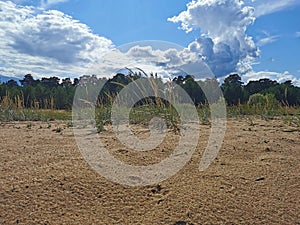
265, 94, 279, 109
248, 93, 279, 110
248, 93, 267, 108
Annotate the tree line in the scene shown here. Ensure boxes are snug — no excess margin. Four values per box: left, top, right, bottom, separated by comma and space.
1, 73, 300, 110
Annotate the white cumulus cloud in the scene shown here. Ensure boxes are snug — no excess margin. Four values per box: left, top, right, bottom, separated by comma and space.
168, 0, 259, 78
0, 1, 113, 78
89, 43, 214, 80
168, 0, 300, 86
243, 70, 300, 86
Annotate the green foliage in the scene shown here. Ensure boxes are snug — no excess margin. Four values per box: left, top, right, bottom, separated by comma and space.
66, 121, 73, 128
221, 74, 246, 105
248, 93, 279, 111
179, 75, 205, 105
96, 120, 105, 133
245, 78, 278, 96
248, 93, 267, 107
198, 104, 210, 125
265, 94, 280, 108
0, 72, 300, 126
0, 74, 76, 110
283, 115, 300, 128
54, 127, 63, 133
1, 72, 300, 112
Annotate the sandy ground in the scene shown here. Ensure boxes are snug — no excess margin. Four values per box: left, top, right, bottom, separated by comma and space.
0, 118, 299, 224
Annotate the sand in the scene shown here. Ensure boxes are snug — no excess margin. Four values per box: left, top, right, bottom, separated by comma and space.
0, 118, 299, 224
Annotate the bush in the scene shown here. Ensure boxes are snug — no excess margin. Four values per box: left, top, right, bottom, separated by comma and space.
248, 93, 279, 109
248, 93, 267, 108
265, 94, 280, 109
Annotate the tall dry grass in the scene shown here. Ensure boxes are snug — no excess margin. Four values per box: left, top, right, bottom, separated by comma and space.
0, 93, 70, 121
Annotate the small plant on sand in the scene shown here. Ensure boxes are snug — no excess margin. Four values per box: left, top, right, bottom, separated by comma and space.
246, 116, 255, 126
66, 121, 73, 128
55, 127, 62, 133
96, 121, 105, 133
198, 104, 211, 125
283, 115, 300, 128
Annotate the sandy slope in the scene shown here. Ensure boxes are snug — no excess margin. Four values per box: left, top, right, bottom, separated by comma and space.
0, 118, 299, 224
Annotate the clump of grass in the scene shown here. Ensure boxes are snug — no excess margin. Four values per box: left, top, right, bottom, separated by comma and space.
246, 117, 255, 126
54, 127, 63, 133
0, 105, 71, 122
129, 104, 179, 127
0, 94, 72, 122
95, 106, 111, 133
225, 98, 300, 122
96, 121, 105, 133
66, 121, 73, 128
198, 104, 211, 125
93, 70, 182, 133
283, 114, 300, 128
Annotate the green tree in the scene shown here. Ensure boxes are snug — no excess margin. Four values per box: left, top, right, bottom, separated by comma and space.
245, 78, 278, 96
199, 78, 222, 104
221, 74, 246, 105
41, 77, 60, 88
61, 78, 72, 87
54, 87, 68, 109
180, 75, 205, 105
248, 93, 279, 110
6, 80, 18, 87
20, 74, 39, 87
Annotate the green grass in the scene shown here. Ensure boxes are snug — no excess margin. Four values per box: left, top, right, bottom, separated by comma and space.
226, 104, 300, 129
227, 104, 300, 117
94, 103, 181, 133
1, 99, 300, 130
0, 107, 71, 122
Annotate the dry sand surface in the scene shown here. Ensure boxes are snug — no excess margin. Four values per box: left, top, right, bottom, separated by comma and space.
0, 118, 299, 224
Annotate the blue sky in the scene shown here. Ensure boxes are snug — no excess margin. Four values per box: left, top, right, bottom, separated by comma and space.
53, 0, 198, 46
0, 0, 300, 85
